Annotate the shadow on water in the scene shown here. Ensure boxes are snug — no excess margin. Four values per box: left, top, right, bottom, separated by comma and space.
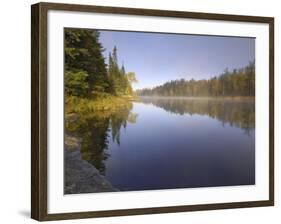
66, 97, 254, 176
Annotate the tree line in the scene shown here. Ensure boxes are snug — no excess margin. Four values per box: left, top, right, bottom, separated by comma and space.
64, 28, 137, 98
137, 61, 255, 97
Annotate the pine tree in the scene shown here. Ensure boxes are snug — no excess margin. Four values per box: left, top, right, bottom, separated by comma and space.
65, 28, 109, 97
65, 29, 136, 99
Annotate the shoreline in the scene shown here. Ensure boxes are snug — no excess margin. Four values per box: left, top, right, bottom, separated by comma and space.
65, 95, 136, 115
138, 95, 255, 101
64, 134, 118, 194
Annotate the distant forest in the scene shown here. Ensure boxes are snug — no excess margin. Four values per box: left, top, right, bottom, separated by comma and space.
65, 28, 137, 98
136, 61, 255, 97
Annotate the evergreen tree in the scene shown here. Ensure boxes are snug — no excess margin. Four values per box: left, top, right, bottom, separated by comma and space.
65, 28, 137, 98
107, 46, 137, 96
65, 28, 109, 97
119, 64, 128, 95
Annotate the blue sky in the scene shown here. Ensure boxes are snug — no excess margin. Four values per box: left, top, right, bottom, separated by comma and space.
99, 30, 255, 90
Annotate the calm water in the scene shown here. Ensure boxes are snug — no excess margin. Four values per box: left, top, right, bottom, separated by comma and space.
70, 97, 255, 191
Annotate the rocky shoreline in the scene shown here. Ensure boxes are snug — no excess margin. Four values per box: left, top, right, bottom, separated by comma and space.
64, 134, 118, 194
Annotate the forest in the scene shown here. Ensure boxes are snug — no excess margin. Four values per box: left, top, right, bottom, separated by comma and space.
136, 61, 255, 97
65, 28, 137, 99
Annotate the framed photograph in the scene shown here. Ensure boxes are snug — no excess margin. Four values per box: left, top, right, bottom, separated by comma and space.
31, 2, 274, 221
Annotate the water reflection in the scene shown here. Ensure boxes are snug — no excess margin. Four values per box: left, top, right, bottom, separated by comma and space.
66, 97, 255, 180
66, 100, 136, 174
140, 97, 255, 135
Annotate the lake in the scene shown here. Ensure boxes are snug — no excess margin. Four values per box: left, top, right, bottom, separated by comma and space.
66, 97, 255, 192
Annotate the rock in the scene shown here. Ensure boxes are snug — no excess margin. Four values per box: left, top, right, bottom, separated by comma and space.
65, 135, 81, 151
64, 149, 118, 194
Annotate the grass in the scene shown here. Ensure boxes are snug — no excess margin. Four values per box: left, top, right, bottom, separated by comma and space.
65, 95, 136, 119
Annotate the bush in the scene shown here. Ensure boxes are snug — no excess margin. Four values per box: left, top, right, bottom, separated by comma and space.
65, 70, 89, 97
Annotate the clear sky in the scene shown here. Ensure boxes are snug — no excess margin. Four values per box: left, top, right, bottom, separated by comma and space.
99, 30, 255, 90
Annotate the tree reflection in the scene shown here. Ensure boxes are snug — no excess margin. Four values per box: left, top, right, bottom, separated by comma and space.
66, 97, 255, 175
140, 97, 255, 134
66, 100, 137, 175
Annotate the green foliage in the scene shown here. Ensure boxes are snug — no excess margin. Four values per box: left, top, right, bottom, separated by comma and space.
65, 71, 89, 97
107, 46, 137, 96
65, 28, 109, 97
65, 28, 136, 99
137, 61, 255, 97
